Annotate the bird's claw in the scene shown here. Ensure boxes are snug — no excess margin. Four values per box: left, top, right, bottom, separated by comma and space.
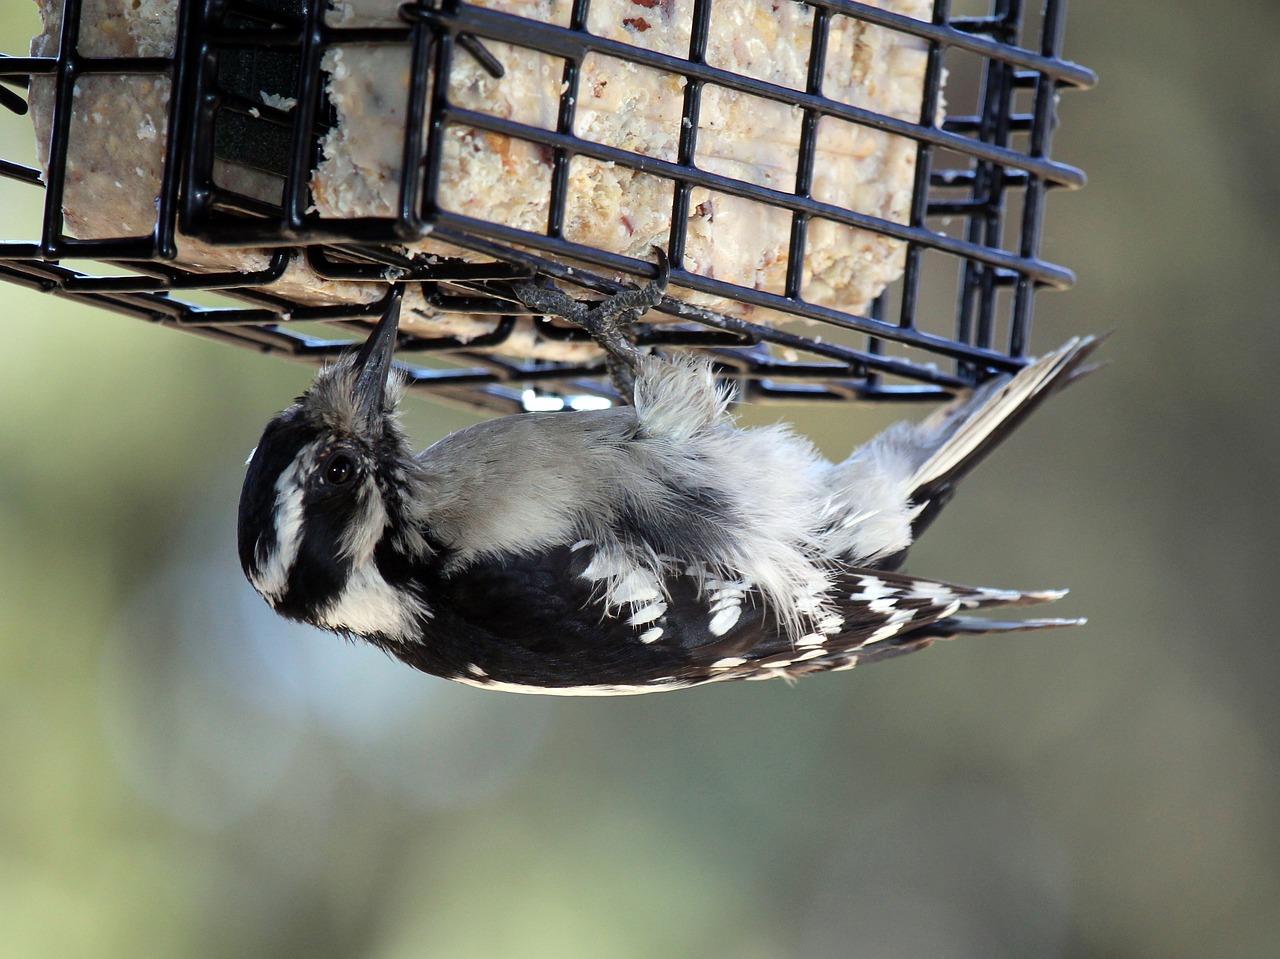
512, 249, 670, 380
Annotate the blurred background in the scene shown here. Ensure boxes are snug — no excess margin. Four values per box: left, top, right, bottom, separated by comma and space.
3, 1, 1279, 957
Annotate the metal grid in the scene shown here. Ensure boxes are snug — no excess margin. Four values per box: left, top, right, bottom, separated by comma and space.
0, 0, 1094, 414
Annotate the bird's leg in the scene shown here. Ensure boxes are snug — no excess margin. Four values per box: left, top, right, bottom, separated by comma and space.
603, 325, 638, 400
513, 250, 670, 393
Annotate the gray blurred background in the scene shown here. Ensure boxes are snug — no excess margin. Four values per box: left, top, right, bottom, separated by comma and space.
2, 1, 1279, 957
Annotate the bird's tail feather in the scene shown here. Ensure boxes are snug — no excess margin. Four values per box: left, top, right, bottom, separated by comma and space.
835, 615, 1084, 670
734, 609, 1081, 683
915, 614, 1087, 637
907, 336, 1102, 512
829, 336, 1100, 569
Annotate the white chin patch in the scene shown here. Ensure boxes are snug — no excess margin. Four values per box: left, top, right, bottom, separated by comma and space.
318, 562, 429, 641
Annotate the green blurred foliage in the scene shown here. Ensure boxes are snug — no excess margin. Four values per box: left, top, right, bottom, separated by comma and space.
3, 2, 1280, 957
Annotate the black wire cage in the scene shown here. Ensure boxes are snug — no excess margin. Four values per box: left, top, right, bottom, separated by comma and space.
0, 0, 1093, 414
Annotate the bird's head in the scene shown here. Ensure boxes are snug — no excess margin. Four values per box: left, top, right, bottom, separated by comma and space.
238, 298, 431, 638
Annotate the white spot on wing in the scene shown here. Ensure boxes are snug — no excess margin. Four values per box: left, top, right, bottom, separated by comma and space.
886, 608, 916, 626
708, 605, 742, 636
580, 549, 625, 582
865, 621, 904, 644
793, 593, 825, 615
577, 548, 668, 618
639, 627, 664, 644
792, 574, 833, 616
628, 602, 667, 627
613, 569, 661, 605
849, 575, 897, 602
908, 581, 956, 604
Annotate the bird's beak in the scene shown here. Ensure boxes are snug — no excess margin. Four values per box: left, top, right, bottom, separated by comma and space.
351, 286, 403, 432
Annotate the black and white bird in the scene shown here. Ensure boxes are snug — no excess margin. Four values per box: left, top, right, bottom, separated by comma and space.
238, 294, 1097, 695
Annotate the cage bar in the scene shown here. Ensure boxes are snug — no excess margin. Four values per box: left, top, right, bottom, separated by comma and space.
0, 0, 1094, 414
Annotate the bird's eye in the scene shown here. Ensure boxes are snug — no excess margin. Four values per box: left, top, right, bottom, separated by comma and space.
323, 452, 356, 486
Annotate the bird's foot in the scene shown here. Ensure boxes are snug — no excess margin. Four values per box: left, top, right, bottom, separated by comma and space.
512, 250, 670, 380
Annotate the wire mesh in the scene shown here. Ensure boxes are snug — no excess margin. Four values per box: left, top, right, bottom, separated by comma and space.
0, 0, 1094, 414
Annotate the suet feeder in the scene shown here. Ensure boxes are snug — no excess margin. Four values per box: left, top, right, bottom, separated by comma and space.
0, 0, 1093, 413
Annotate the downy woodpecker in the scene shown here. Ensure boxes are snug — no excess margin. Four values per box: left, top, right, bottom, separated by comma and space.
238, 286, 1096, 695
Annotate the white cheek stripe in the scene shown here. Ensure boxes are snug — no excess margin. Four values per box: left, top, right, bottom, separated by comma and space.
252, 449, 313, 601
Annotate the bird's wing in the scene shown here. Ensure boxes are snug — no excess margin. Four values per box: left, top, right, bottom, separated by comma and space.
402, 542, 1071, 695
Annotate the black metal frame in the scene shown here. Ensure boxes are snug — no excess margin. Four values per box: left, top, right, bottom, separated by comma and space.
0, 0, 1094, 414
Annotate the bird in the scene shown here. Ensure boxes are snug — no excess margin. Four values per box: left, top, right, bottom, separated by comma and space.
238, 283, 1098, 696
